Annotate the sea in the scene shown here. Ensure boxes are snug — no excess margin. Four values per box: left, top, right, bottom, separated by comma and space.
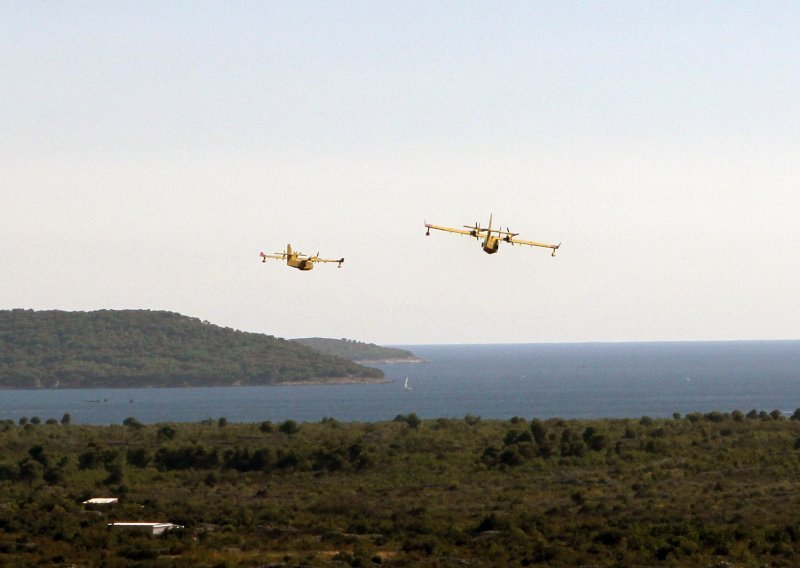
2, 341, 800, 425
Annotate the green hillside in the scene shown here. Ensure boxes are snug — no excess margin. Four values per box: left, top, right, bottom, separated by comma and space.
291, 337, 418, 361
0, 310, 383, 388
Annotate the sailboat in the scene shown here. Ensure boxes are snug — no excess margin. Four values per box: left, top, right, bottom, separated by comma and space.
403, 377, 412, 391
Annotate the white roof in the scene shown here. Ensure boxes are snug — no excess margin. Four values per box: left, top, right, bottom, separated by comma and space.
110, 522, 168, 526
108, 522, 183, 528
83, 498, 119, 504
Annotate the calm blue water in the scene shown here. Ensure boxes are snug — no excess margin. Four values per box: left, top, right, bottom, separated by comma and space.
1, 341, 800, 425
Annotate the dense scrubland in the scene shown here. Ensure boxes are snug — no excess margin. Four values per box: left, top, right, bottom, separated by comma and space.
0, 310, 383, 388
3, 410, 800, 566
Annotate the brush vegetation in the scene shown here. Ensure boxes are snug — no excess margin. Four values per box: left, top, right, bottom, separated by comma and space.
2, 409, 800, 566
0, 310, 383, 388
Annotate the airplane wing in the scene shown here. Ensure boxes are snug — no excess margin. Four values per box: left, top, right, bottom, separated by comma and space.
425, 222, 479, 237
506, 237, 561, 255
489, 228, 519, 237
309, 256, 345, 267
259, 252, 287, 261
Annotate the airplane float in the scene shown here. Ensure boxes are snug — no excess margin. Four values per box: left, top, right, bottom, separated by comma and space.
424, 214, 560, 256
259, 244, 344, 271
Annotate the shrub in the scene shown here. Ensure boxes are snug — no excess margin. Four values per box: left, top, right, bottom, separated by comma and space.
123, 417, 143, 430
126, 448, 152, 468
157, 425, 177, 440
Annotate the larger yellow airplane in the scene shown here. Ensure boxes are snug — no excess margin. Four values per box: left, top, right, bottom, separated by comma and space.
260, 244, 344, 270
425, 215, 560, 256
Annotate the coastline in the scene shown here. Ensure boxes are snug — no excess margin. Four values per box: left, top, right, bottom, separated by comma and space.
275, 376, 391, 386
0, 376, 391, 390
356, 357, 427, 365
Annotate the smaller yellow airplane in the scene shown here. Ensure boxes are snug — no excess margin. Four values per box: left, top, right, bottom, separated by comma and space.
259, 244, 344, 271
425, 214, 560, 256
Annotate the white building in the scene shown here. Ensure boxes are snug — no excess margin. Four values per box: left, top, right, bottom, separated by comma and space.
108, 522, 184, 535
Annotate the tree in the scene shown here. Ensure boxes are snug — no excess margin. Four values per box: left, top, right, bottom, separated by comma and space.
279, 419, 299, 436
464, 414, 481, 426
28, 445, 48, 467
530, 419, 547, 445
104, 462, 124, 485
18, 458, 43, 484
123, 417, 144, 430
61, 413, 72, 425
394, 413, 420, 430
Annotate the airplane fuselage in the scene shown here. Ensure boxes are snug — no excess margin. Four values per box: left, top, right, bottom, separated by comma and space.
482, 236, 500, 254
287, 256, 314, 270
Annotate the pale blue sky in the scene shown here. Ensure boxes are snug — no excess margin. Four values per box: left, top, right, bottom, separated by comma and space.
2, 2, 799, 344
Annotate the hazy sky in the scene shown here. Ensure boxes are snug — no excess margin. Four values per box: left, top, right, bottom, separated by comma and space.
2, 2, 799, 345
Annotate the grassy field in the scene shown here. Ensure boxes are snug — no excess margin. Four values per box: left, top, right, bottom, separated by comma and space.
2, 410, 800, 566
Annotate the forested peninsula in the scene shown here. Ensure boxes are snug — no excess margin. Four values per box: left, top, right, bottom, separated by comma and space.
0, 310, 384, 388
291, 337, 423, 363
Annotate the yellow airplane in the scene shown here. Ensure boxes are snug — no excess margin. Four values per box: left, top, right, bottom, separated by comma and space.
259, 244, 344, 270
424, 214, 560, 256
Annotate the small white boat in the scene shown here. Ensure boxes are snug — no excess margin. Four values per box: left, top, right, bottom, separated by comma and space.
403, 377, 412, 391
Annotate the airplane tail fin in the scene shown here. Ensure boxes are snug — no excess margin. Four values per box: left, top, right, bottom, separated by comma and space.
286, 244, 292, 256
